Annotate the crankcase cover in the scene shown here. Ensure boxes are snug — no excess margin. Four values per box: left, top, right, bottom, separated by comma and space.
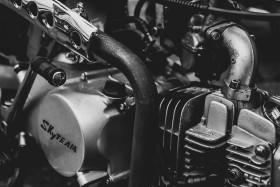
26, 77, 133, 177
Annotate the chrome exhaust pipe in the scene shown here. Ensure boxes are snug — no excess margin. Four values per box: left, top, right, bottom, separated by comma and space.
0, 0, 99, 61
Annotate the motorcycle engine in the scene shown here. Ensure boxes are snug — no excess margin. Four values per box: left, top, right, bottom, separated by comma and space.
1, 0, 280, 186
151, 1, 280, 187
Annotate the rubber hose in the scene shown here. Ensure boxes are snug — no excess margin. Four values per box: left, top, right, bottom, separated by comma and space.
89, 31, 158, 187
134, 0, 147, 17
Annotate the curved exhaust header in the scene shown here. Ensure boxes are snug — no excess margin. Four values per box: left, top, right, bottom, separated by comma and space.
221, 25, 258, 101
206, 23, 258, 101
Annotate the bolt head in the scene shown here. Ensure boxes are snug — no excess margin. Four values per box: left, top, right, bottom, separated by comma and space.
210, 31, 221, 40
255, 145, 270, 159
80, 73, 87, 81
77, 2, 84, 9
227, 167, 243, 185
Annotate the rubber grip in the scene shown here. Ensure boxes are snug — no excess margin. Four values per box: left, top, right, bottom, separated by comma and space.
30, 57, 66, 86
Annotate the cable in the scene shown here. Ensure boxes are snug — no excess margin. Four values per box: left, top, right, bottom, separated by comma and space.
155, 0, 280, 21
209, 7, 280, 20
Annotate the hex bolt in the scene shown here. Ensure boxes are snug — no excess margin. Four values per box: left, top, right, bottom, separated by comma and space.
229, 80, 240, 89
227, 167, 243, 185
119, 104, 125, 111
190, 26, 202, 32
151, 27, 158, 36
228, 168, 242, 182
80, 72, 87, 81
73, 2, 88, 20
210, 31, 221, 40
77, 2, 84, 9
255, 145, 270, 159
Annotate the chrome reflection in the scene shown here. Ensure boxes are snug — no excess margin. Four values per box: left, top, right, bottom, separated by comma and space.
41, 12, 54, 28
70, 31, 82, 49
12, 0, 21, 8
0, 0, 99, 61
27, 1, 38, 19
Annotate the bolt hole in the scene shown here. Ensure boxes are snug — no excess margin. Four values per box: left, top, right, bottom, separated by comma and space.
12, 0, 22, 8
70, 31, 82, 49
27, 2, 38, 19
42, 12, 54, 28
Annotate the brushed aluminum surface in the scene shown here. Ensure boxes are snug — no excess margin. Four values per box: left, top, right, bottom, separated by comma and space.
25, 68, 133, 177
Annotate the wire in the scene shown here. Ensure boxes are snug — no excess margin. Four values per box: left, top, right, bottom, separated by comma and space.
155, 0, 280, 21
209, 7, 280, 21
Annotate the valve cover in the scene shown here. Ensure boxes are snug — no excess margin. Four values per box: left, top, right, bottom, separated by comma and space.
25, 69, 133, 177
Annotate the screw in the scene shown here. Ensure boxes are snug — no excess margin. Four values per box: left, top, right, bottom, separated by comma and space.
151, 27, 158, 35
227, 168, 242, 184
190, 26, 202, 32
119, 104, 125, 111
228, 168, 240, 181
210, 31, 221, 40
255, 145, 270, 159
65, 52, 78, 62
80, 72, 87, 81
73, 2, 88, 20
77, 2, 84, 9
125, 97, 135, 108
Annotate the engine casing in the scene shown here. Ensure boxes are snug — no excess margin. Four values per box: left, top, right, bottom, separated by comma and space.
24, 65, 134, 177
